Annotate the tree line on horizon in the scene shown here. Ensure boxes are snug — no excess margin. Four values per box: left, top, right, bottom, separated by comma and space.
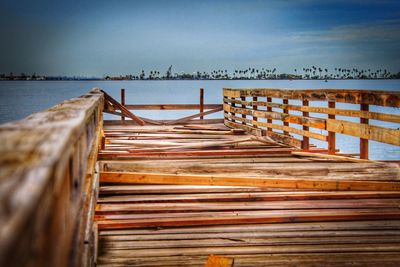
106, 66, 399, 80
1, 66, 399, 81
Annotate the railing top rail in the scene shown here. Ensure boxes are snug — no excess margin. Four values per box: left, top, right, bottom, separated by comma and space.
223, 88, 400, 107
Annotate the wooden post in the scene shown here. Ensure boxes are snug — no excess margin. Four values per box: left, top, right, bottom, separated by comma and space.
200, 88, 204, 120
328, 101, 336, 154
230, 97, 236, 123
283, 99, 289, 135
253, 96, 258, 128
241, 96, 246, 125
266, 97, 273, 131
360, 103, 369, 159
121, 89, 125, 123
302, 100, 310, 150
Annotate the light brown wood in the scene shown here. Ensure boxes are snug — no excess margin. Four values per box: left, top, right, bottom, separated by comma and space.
224, 97, 400, 123
120, 88, 125, 123
360, 102, 369, 159
204, 255, 234, 267
102, 90, 145, 125
327, 119, 400, 146
100, 172, 400, 191
200, 88, 204, 120
302, 100, 310, 150
328, 101, 336, 154
165, 107, 223, 125
224, 104, 326, 129
124, 104, 222, 110
223, 88, 400, 107
291, 151, 381, 163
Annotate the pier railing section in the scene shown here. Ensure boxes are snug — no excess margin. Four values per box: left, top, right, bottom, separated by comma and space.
102, 88, 223, 125
0, 89, 104, 267
223, 88, 400, 159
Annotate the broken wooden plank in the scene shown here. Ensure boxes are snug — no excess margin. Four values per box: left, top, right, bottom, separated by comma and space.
101, 90, 145, 126
165, 107, 223, 125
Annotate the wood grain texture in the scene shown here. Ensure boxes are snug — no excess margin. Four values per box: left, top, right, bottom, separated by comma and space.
0, 89, 104, 267
327, 119, 400, 146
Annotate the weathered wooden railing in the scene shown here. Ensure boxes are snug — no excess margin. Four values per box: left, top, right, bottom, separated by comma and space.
0, 89, 103, 267
103, 88, 223, 125
223, 88, 400, 159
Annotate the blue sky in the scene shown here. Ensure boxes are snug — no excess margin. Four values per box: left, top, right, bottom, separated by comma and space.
0, 0, 399, 76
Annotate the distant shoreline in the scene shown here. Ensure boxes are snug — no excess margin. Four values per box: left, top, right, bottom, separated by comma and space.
1, 78, 399, 81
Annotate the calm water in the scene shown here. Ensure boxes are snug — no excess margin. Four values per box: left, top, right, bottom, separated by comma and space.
0, 80, 399, 160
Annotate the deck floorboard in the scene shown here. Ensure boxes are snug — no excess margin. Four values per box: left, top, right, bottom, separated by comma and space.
95, 123, 400, 266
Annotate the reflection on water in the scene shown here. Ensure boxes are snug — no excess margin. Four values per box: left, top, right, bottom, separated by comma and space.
0, 80, 399, 160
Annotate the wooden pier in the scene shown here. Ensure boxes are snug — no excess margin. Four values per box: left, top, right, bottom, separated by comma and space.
0, 88, 400, 266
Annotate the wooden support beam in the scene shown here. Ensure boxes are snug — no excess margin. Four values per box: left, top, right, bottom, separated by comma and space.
328, 101, 336, 155
360, 103, 369, 159
267, 97, 272, 131
283, 99, 289, 135
241, 96, 246, 125
200, 88, 204, 120
165, 107, 223, 125
101, 90, 145, 126
302, 100, 310, 150
100, 172, 400, 191
103, 110, 162, 126
230, 97, 236, 123
124, 104, 222, 110
252, 96, 258, 128
120, 88, 125, 123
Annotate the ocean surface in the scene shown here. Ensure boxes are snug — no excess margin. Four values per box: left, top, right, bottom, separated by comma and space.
0, 80, 399, 160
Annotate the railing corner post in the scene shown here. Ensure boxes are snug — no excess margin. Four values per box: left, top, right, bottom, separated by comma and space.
360, 103, 369, 159
328, 101, 336, 154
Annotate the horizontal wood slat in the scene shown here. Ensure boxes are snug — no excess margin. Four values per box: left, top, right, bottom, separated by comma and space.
223, 88, 400, 151
100, 172, 400, 191
224, 113, 327, 141
224, 104, 326, 129
124, 104, 222, 110
97, 122, 400, 266
327, 119, 400, 146
224, 98, 400, 123
223, 88, 400, 107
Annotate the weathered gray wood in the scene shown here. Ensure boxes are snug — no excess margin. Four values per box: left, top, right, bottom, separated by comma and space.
0, 89, 104, 267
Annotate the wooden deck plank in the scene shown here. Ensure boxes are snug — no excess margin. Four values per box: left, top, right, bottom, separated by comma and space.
96, 122, 400, 266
